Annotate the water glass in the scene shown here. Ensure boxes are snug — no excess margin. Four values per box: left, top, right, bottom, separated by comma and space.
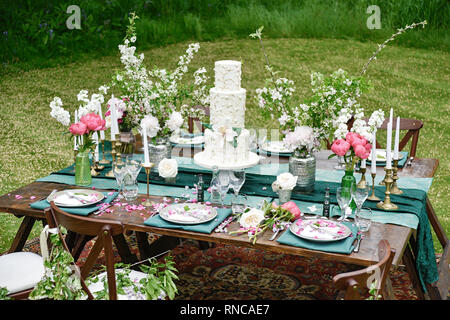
355, 207, 373, 232
352, 185, 369, 215
122, 171, 138, 201
336, 187, 352, 221
232, 194, 247, 215
229, 169, 246, 197
113, 162, 126, 199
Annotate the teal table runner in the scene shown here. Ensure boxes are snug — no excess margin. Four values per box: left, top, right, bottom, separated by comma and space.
144, 207, 232, 234
30, 192, 119, 216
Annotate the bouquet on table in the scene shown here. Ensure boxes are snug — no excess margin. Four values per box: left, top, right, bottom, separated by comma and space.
111, 13, 211, 142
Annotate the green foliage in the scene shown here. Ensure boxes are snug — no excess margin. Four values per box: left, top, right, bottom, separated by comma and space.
0, 287, 11, 300
1, 0, 448, 73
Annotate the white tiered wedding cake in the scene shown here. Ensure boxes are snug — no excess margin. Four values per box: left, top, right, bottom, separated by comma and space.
194, 60, 259, 169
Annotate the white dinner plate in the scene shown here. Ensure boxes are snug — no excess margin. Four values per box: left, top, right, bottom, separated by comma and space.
289, 218, 352, 242
259, 141, 293, 154
47, 189, 105, 207
159, 203, 218, 225
170, 134, 204, 145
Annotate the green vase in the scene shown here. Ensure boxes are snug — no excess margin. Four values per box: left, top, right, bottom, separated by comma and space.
75, 151, 92, 186
341, 169, 357, 210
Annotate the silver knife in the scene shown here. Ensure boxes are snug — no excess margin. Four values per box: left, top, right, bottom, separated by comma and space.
93, 203, 113, 215
353, 233, 362, 253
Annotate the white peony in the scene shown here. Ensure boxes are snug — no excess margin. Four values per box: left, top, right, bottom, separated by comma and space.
166, 111, 184, 132
283, 126, 316, 153
239, 208, 265, 229
274, 172, 297, 190
158, 158, 178, 178
141, 115, 160, 138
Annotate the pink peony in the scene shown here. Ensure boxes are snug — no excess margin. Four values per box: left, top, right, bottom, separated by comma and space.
80, 113, 106, 132
281, 201, 302, 221
331, 139, 350, 156
354, 144, 371, 159
69, 122, 88, 135
345, 132, 358, 146
364, 142, 372, 152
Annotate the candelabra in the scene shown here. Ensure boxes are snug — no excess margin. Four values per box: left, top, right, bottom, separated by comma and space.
390, 159, 403, 195
356, 167, 367, 189
376, 168, 398, 210
142, 163, 155, 206
367, 173, 380, 202
99, 139, 110, 165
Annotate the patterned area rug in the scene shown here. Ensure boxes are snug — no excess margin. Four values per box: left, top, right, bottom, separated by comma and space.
22, 233, 419, 300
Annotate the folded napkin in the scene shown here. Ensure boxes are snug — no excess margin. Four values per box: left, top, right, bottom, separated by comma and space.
144, 207, 232, 234
30, 192, 119, 216
276, 220, 358, 254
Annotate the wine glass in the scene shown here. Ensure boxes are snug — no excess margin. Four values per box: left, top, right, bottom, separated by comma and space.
217, 170, 230, 207
355, 207, 373, 232
336, 187, 352, 221
229, 169, 246, 212
257, 129, 267, 149
352, 185, 369, 217
125, 155, 143, 182
113, 162, 126, 199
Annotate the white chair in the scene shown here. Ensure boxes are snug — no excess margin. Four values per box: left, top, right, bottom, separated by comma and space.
0, 251, 45, 299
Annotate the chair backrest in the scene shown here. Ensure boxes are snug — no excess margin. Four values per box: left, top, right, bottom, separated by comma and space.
47, 202, 125, 300
366, 117, 423, 158
333, 240, 396, 300
187, 105, 210, 133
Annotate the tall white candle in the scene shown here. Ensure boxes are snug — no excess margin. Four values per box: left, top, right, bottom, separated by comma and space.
371, 130, 377, 174
386, 122, 392, 169
97, 103, 105, 140
142, 123, 150, 166
110, 97, 118, 140
73, 111, 78, 151
394, 116, 400, 160
93, 131, 99, 161
361, 159, 366, 169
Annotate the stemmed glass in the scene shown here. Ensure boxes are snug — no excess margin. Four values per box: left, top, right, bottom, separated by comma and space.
229, 169, 246, 213
125, 155, 143, 182
217, 170, 230, 207
355, 207, 373, 233
113, 162, 126, 199
352, 185, 369, 217
336, 187, 353, 221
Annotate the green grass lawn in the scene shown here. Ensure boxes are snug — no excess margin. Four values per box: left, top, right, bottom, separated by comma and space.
0, 37, 448, 253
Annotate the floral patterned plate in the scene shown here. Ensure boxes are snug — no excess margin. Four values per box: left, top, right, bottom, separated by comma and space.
159, 203, 218, 225
47, 189, 105, 208
289, 218, 352, 242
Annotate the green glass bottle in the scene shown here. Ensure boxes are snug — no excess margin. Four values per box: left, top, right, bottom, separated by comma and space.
341, 170, 356, 210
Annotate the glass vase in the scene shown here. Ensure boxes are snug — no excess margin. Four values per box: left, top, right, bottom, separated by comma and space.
75, 150, 92, 186
341, 169, 357, 210
149, 137, 172, 168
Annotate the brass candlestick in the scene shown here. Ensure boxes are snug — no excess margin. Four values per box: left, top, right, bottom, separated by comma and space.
115, 140, 124, 165
367, 173, 380, 201
390, 159, 403, 195
142, 163, 155, 207
105, 140, 117, 178
99, 139, 110, 165
376, 168, 398, 210
357, 167, 367, 189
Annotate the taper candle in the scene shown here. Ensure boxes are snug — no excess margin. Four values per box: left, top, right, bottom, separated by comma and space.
394, 116, 400, 160
386, 121, 392, 169
142, 123, 150, 166
97, 103, 105, 140
371, 130, 377, 174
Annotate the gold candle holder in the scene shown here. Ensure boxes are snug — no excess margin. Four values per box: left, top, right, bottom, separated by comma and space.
390, 159, 403, 195
376, 168, 398, 210
367, 173, 380, 201
115, 140, 124, 166
357, 167, 367, 189
99, 139, 110, 165
105, 140, 117, 178
142, 163, 155, 207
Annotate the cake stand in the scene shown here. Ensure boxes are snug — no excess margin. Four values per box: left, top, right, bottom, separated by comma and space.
193, 151, 260, 170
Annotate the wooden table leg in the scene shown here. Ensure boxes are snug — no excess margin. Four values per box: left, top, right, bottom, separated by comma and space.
8, 216, 37, 253
112, 234, 138, 264
135, 233, 180, 261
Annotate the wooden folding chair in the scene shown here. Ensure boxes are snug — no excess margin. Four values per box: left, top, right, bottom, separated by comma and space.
46, 202, 132, 300
187, 105, 210, 133
333, 240, 396, 300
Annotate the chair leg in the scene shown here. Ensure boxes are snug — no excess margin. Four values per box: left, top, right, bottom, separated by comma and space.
103, 229, 117, 300
81, 237, 104, 279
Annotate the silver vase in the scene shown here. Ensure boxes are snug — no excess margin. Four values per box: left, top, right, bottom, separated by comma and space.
289, 150, 316, 193
148, 137, 172, 168
278, 189, 292, 204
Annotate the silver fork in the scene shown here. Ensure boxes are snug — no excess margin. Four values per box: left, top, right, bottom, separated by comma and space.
269, 229, 280, 241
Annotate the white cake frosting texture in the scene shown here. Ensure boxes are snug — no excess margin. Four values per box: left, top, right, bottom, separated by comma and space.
209, 60, 246, 129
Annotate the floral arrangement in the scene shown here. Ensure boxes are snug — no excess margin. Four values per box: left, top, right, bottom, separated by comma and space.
330, 132, 373, 171
230, 200, 301, 244
49, 88, 108, 153
112, 13, 211, 141
158, 158, 178, 179
282, 125, 320, 156
271, 172, 297, 192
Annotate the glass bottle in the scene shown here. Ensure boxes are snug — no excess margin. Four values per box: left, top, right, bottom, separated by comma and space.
209, 166, 221, 204
322, 187, 331, 218
197, 174, 204, 203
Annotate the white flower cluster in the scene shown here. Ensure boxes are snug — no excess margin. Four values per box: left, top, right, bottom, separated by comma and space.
283, 126, 320, 154
76, 88, 107, 118
255, 77, 295, 122
49, 97, 70, 126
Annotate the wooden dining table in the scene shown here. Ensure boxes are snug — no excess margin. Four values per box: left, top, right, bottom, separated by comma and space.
0, 146, 446, 300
